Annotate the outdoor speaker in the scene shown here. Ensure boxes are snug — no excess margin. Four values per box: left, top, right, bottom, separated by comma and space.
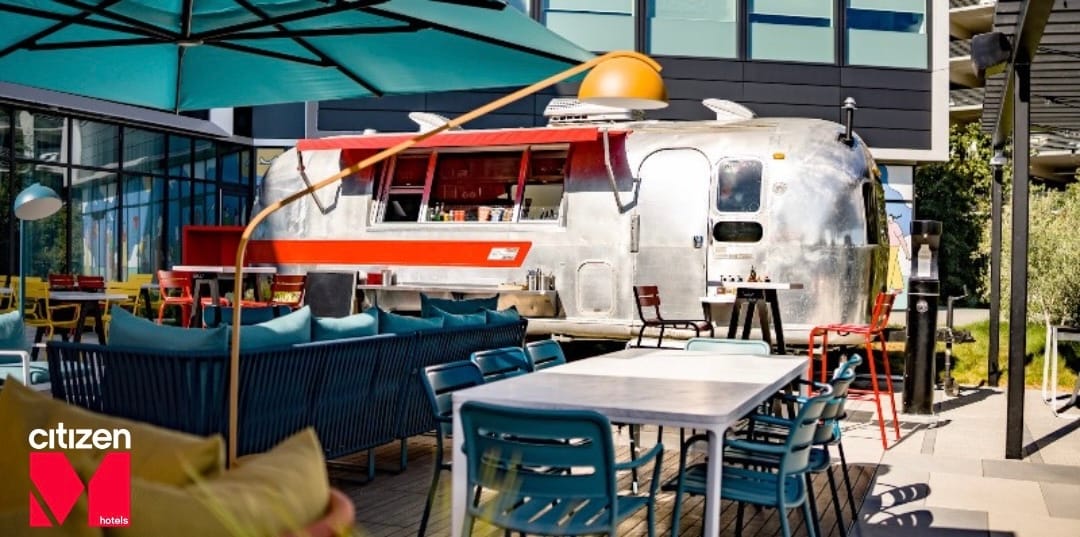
971, 32, 1012, 78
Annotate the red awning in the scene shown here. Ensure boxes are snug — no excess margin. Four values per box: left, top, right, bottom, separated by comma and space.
296, 126, 626, 151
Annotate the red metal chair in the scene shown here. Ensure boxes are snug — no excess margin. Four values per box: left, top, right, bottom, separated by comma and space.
76, 274, 105, 291
157, 270, 196, 327
808, 290, 900, 449
632, 285, 713, 347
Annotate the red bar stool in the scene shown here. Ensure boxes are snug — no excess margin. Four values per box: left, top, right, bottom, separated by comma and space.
808, 290, 901, 449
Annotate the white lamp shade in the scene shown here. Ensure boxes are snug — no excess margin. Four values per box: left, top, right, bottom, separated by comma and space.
14, 183, 62, 221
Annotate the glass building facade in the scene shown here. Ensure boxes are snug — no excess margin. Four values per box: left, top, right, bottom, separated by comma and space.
0, 105, 254, 281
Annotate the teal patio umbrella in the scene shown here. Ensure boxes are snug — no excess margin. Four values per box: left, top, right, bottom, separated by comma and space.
0, 0, 592, 111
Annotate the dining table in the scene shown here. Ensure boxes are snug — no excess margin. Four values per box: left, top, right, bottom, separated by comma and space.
450, 346, 806, 537
48, 291, 130, 343
171, 265, 278, 325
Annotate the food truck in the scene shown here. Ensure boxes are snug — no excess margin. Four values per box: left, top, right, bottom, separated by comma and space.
249, 99, 888, 343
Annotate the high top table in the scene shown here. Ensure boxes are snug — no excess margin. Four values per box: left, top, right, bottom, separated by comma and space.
450, 347, 806, 537
702, 281, 804, 353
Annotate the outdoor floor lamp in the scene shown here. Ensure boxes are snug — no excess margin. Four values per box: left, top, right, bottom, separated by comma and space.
225, 50, 669, 465
13, 183, 62, 323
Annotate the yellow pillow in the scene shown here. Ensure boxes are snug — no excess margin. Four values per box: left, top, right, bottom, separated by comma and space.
0, 378, 226, 522
108, 428, 330, 537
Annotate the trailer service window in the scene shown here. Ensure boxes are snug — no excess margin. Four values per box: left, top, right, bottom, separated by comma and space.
374, 148, 567, 224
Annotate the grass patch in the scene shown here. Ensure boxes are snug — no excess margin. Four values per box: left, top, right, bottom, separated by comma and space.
884, 321, 1079, 388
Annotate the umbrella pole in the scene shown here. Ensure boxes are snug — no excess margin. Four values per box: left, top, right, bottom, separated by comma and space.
227, 50, 663, 466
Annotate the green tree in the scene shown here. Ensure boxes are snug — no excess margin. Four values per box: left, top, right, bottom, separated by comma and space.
914, 122, 994, 303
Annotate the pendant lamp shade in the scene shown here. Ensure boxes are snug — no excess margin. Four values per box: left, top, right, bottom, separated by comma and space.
577, 55, 668, 110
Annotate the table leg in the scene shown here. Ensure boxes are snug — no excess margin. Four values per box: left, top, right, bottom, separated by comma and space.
766, 290, 786, 353
727, 298, 742, 339
704, 427, 724, 537
72, 304, 90, 344
741, 299, 756, 339
757, 300, 773, 348
451, 399, 466, 537
90, 302, 107, 343
140, 287, 154, 319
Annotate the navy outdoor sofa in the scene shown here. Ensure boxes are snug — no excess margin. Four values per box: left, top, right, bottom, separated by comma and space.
45, 319, 527, 478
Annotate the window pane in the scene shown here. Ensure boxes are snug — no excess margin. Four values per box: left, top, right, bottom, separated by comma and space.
516, 150, 567, 221
429, 151, 521, 222
122, 175, 165, 277
123, 127, 166, 175
194, 139, 215, 180
543, 0, 634, 52
221, 192, 244, 225
716, 160, 763, 213
713, 221, 763, 242
391, 154, 429, 187
846, 0, 927, 69
748, 0, 834, 63
71, 121, 119, 177
166, 179, 191, 268
221, 151, 241, 183
14, 110, 67, 163
648, 0, 736, 58
71, 174, 118, 280
168, 135, 192, 178
193, 181, 217, 224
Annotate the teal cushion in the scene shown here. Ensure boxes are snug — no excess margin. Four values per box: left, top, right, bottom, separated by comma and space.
485, 306, 521, 325
420, 293, 499, 317
312, 312, 378, 342
0, 310, 24, 362
108, 306, 228, 352
235, 306, 312, 351
377, 309, 445, 334
428, 306, 487, 328
203, 305, 284, 328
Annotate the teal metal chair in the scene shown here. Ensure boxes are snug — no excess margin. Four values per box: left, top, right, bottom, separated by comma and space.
668, 382, 834, 537
524, 339, 567, 371
418, 360, 485, 537
470, 347, 530, 382
0, 350, 50, 392
459, 401, 664, 537
685, 337, 771, 355
733, 355, 864, 537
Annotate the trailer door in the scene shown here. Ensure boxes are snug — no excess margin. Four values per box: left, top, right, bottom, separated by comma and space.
634, 149, 710, 319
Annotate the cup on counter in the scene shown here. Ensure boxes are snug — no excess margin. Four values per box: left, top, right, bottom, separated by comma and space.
490, 207, 504, 222
478, 206, 491, 221
453, 210, 465, 222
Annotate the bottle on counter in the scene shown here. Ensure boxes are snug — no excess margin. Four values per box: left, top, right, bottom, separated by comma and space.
748, 265, 758, 282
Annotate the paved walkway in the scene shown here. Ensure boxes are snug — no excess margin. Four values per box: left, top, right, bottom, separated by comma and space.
845, 387, 1080, 537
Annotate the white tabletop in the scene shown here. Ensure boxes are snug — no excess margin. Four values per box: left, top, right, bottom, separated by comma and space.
713, 281, 804, 291
172, 265, 278, 274
50, 292, 130, 301
450, 347, 805, 537
0, 287, 10, 295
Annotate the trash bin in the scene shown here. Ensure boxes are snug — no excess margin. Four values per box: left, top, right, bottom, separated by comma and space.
903, 220, 942, 415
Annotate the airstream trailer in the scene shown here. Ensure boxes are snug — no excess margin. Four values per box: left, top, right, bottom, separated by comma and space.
250, 100, 888, 344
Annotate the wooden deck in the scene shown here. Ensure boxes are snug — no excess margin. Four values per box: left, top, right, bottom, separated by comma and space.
332, 426, 876, 537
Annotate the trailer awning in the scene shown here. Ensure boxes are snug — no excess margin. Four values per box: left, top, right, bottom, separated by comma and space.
296, 126, 626, 151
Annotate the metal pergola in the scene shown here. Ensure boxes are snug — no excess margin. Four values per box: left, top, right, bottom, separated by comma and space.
979, 0, 1080, 460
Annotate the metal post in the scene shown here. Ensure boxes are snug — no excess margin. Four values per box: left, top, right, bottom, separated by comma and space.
18, 219, 25, 320
988, 154, 1005, 387
1006, 62, 1030, 460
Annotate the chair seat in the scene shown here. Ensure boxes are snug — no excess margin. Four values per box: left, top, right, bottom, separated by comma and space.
814, 322, 876, 334
666, 462, 806, 507
477, 492, 647, 535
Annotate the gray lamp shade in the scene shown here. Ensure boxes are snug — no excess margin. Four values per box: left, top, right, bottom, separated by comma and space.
14, 183, 62, 221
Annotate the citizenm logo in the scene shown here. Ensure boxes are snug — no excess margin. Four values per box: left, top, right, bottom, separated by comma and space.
28, 423, 131, 528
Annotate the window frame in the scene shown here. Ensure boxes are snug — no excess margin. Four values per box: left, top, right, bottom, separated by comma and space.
713, 157, 766, 215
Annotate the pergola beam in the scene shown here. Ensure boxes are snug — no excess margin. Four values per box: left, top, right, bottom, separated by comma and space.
992, 0, 1054, 150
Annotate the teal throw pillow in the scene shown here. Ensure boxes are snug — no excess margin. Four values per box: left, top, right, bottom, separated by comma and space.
485, 306, 521, 325
377, 308, 445, 334
204, 305, 281, 328
420, 293, 499, 318
236, 305, 312, 351
312, 311, 378, 342
108, 305, 228, 352
428, 306, 487, 328
0, 310, 25, 361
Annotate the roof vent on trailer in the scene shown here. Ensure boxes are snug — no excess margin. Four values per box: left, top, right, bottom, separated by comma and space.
543, 98, 644, 125
702, 99, 756, 123
408, 111, 463, 133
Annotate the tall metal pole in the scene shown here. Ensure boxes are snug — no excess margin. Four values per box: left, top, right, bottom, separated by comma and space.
18, 220, 25, 320
988, 153, 1005, 387
1006, 62, 1030, 460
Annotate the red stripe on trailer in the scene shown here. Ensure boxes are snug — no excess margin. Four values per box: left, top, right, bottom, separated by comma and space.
247, 239, 532, 267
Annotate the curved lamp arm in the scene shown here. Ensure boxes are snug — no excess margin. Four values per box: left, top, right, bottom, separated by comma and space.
227, 50, 662, 466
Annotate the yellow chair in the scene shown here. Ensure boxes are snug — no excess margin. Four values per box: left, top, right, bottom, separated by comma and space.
128, 273, 159, 319
8, 277, 44, 319
23, 280, 81, 344
100, 281, 144, 338
0, 275, 13, 312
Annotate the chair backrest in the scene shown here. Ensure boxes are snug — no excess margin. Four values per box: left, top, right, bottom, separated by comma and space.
815, 354, 862, 444
77, 275, 105, 291
48, 274, 76, 290
459, 401, 618, 532
685, 337, 771, 355
471, 347, 530, 382
778, 382, 833, 476
524, 339, 567, 372
421, 361, 484, 437
869, 290, 899, 332
157, 270, 193, 299
127, 273, 154, 287
632, 285, 663, 322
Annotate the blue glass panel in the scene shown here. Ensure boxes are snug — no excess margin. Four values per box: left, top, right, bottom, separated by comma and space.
648, 0, 737, 58
543, 0, 633, 52
845, 1, 927, 68
748, 0, 834, 63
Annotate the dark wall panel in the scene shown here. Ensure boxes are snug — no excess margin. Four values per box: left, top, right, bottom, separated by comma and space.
252, 103, 306, 139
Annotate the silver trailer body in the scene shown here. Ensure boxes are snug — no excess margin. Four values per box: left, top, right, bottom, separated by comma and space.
254, 116, 887, 344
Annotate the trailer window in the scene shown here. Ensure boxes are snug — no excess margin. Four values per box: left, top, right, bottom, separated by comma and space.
428, 151, 520, 221
515, 149, 567, 221
716, 159, 762, 213
713, 221, 763, 243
